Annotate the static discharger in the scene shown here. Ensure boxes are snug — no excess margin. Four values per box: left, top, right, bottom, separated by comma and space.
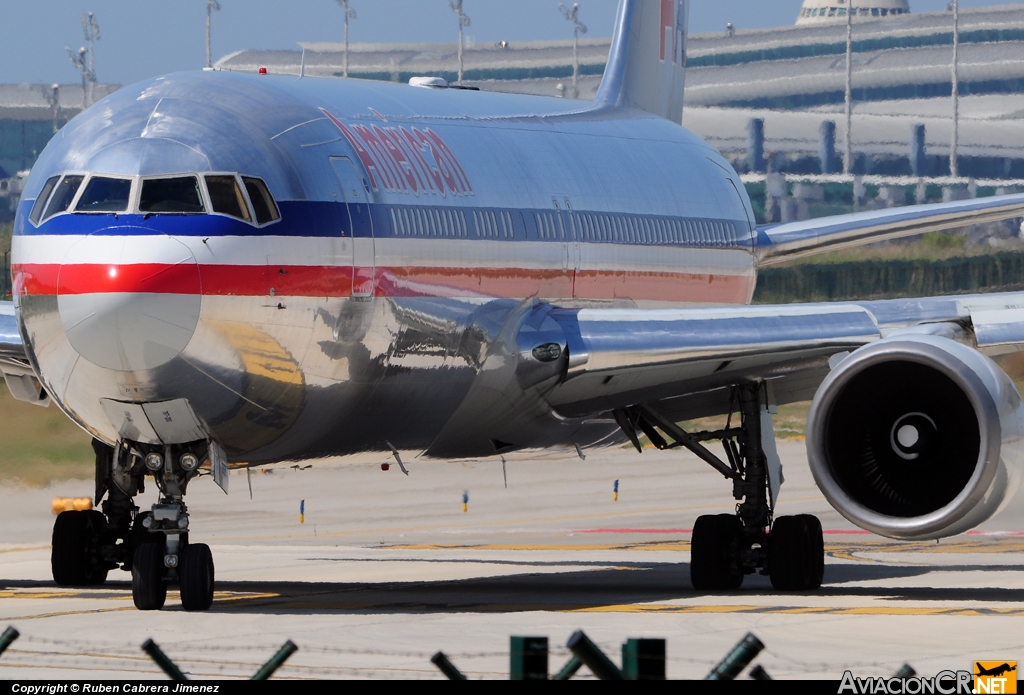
614, 480, 619, 502
462, 491, 469, 514
299, 499, 305, 525
52, 497, 92, 515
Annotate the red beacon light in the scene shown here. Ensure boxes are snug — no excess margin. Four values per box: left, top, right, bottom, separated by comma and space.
258, 67, 267, 75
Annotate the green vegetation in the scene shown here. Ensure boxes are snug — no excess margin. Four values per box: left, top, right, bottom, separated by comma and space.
674, 353, 1024, 441
0, 389, 93, 486
755, 245, 1024, 304
778, 232, 977, 266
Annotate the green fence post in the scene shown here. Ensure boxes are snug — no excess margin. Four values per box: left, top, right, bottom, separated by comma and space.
566, 630, 624, 681
251, 640, 298, 681
750, 664, 773, 680
705, 633, 764, 680
431, 651, 468, 680
622, 638, 666, 680
510, 636, 548, 680
894, 664, 917, 678
552, 655, 583, 680
141, 639, 188, 682
0, 627, 19, 657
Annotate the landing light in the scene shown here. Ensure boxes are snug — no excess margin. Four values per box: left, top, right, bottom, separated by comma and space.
179, 453, 199, 472
532, 343, 563, 363
145, 453, 164, 471
108, 267, 117, 278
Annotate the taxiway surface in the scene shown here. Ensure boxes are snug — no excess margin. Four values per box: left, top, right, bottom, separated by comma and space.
0, 440, 1022, 680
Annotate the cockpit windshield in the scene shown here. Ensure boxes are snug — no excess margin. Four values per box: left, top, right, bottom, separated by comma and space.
140, 176, 205, 214
243, 177, 280, 225
205, 175, 252, 223
29, 171, 281, 227
42, 175, 84, 222
29, 176, 61, 225
77, 176, 132, 213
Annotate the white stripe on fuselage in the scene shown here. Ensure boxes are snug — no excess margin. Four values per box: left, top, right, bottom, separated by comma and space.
17, 234, 755, 278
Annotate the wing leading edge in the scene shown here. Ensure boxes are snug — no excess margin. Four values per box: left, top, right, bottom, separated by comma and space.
540, 292, 1024, 420
758, 194, 1024, 266
0, 302, 49, 407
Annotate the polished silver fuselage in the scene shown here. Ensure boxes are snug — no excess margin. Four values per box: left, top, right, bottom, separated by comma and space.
12, 71, 756, 464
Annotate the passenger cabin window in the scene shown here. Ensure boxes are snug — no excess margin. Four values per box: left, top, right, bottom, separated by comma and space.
205, 175, 252, 223
29, 176, 61, 225
140, 176, 205, 214
76, 177, 132, 213
391, 206, 467, 237
42, 175, 85, 222
242, 177, 280, 225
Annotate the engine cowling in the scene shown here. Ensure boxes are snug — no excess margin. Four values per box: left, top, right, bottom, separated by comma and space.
807, 334, 1024, 540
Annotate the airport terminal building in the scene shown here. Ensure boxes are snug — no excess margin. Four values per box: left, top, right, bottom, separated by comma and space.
212, 3, 1024, 180
3, 3, 1024, 202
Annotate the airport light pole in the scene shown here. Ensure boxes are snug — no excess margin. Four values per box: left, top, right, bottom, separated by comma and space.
843, 0, 854, 175
45, 84, 61, 134
950, 0, 960, 178
450, 0, 471, 85
66, 12, 100, 109
206, 0, 221, 69
336, 0, 357, 78
559, 3, 588, 99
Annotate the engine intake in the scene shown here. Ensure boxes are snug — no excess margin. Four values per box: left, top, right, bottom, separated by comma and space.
807, 335, 1024, 540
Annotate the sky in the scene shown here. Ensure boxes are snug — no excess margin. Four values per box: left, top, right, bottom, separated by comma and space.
0, 1, 1009, 87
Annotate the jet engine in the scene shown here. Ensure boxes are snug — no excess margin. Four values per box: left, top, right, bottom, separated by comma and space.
806, 334, 1024, 540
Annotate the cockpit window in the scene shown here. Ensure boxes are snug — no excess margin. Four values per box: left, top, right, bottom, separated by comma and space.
242, 177, 281, 225
205, 175, 252, 223
76, 177, 132, 213
140, 176, 205, 214
29, 176, 61, 225
41, 175, 85, 222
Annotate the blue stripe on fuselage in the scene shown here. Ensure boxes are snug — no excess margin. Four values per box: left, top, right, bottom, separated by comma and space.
16, 199, 754, 250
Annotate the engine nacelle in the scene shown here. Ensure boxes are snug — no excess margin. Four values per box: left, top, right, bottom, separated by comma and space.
807, 335, 1024, 540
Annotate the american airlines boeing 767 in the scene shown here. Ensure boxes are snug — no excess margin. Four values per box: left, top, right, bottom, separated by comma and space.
5, 0, 1024, 611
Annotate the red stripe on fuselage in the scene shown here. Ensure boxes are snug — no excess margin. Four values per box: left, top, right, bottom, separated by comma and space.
14, 263, 353, 298
14, 263, 754, 303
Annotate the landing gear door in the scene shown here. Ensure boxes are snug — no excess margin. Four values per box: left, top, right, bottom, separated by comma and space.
330, 157, 375, 298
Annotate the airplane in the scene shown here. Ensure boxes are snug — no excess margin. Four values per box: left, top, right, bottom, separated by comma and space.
4, 0, 1024, 612
976, 664, 1017, 678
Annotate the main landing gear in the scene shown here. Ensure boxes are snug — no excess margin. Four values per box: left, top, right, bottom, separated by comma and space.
50, 438, 216, 611
615, 383, 824, 592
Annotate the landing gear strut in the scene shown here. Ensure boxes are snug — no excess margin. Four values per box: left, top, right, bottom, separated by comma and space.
615, 383, 824, 592
50, 438, 216, 611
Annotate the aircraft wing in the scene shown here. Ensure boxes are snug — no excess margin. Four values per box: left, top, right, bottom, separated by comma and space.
541, 292, 1024, 421
759, 193, 1024, 265
0, 301, 49, 407
0, 302, 25, 364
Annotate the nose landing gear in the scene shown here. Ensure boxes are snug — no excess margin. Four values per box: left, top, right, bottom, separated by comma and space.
51, 439, 217, 611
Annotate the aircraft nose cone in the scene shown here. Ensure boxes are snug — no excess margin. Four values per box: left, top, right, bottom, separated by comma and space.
57, 234, 201, 373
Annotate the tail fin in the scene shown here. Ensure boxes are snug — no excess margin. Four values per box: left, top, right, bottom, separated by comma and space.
594, 0, 689, 124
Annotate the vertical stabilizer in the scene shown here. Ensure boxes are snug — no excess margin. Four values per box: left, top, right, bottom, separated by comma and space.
594, 0, 689, 124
